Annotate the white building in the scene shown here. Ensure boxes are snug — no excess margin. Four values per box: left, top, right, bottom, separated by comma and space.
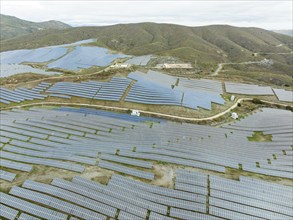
162, 63, 193, 69
231, 112, 239, 119
131, 110, 140, 116
110, 63, 131, 68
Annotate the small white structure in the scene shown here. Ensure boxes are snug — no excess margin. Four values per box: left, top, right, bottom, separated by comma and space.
162, 63, 193, 69
230, 95, 235, 101
110, 63, 131, 68
131, 110, 140, 116
231, 112, 239, 119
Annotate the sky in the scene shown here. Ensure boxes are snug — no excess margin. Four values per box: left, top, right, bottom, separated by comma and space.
1, 0, 292, 30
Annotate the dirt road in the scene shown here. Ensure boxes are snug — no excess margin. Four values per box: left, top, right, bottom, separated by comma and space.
2, 98, 290, 123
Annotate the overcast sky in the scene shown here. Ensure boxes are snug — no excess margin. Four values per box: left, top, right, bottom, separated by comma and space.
1, 0, 292, 30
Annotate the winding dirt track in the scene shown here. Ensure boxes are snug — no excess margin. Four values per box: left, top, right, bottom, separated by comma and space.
212, 59, 270, 76
1, 98, 290, 122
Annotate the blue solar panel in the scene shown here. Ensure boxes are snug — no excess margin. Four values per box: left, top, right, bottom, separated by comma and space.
48, 46, 130, 70
54, 107, 164, 123
125, 71, 225, 110
0, 47, 67, 64
0, 83, 48, 104
0, 64, 61, 78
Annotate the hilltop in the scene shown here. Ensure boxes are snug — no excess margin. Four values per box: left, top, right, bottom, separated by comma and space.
0, 14, 71, 40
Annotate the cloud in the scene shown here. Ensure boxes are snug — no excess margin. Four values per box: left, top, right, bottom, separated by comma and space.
1, 0, 292, 29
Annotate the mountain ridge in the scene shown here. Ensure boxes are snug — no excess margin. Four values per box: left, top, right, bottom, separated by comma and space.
0, 20, 292, 86
0, 14, 71, 40
1, 22, 291, 63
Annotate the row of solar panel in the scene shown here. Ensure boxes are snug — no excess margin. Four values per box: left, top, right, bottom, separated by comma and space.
0, 82, 50, 104
1, 107, 291, 183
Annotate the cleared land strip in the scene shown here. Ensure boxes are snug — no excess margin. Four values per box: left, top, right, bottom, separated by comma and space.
1, 66, 109, 89
212, 59, 274, 76
1, 98, 291, 122
120, 80, 136, 102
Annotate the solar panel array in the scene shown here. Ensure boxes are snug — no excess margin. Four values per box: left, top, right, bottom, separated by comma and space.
0, 158, 33, 172
0, 203, 19, 220
0, 39, 130, 74
0, 107, 292, 184
47, 46, 129, 70
18, 213, 41, 220
222, 108, 293, 179
0, 47, 68, 64
124, 55, 153, 66
46, 78, 131, 101
178, 78, 223, 94
0, 192, 68, 220
93, 77, 132, 101
180, 88, 225, 110
0, 64, 60, 78
46, 81, 102, 99
0, 170, 16, 182
273, 88, 293, 102
126, 70, 225, 109
0, 82, 50, 104
175, 169, 208, 195
0, 106, 292, 219
3, 74, 288, 111
1, 172, 292, 220
209, 175, 293, 220
54, 106, 164, 123
225, 82, 274, 95
99, 160, 154, 180
101, 153, 153, 168
126, 71, 183, 106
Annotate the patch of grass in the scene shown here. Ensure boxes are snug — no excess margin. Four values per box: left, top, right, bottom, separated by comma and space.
0, 72, 51, 86
248, 131, 272, 142
157, 161, 169, 165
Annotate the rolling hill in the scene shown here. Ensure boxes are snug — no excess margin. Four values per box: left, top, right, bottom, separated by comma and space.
0, 22, 292, 86
1, 23, 291, 62
272, 30, 293, 36
0, 14, 71, 40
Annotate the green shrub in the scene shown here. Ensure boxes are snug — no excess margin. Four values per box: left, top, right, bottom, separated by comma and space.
252, 98, 262, 104
285, 105, 293, 111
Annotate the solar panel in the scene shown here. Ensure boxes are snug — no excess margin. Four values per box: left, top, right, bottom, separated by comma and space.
10, 186, 107, 220
0, 192, 68, 220
0, 169, 16, 182
18, 213, 41, 220
0, 158, 33, 172
22, 180, 114, 218
273, 88, 293, 102
225, 82, 274, 95
99, 160, 154, 180
0, 203, 19, 220
100, 154, 153, 168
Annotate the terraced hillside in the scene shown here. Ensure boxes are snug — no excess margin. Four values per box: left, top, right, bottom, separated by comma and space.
0, 107, 292, 219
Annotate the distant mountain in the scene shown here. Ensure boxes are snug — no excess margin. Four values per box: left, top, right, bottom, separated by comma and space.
0, 14, 71, 40
272, 30, 293, 36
